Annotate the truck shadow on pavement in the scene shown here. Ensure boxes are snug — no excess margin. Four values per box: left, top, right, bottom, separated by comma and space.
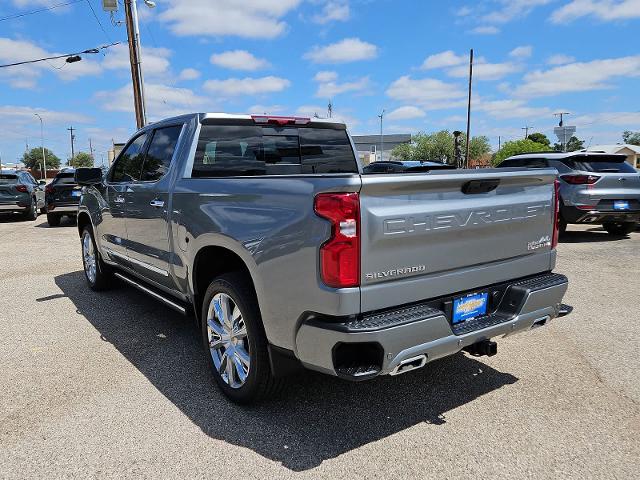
560, 228, 632, 243
55, 270, 518, 472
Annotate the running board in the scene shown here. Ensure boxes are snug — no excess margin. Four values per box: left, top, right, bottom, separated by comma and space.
113, 272, 188, 315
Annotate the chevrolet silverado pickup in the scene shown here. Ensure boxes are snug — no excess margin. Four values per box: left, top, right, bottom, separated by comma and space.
75, 113, 571, 404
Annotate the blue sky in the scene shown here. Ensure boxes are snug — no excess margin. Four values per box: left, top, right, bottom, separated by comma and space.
1, 0, 639, 166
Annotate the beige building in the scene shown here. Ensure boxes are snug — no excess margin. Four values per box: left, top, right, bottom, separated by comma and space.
588, 144, 640, 169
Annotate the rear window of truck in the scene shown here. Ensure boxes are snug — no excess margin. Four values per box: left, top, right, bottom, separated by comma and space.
562, 155, 636, 173
192, 125, 358, 177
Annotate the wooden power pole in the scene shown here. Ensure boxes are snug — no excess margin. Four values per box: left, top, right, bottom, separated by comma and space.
124, 0, 146, 129
465, 49, 474, 168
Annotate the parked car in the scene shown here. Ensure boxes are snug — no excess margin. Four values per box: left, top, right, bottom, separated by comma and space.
45, 168, 82, 226
497, 152, 640, 235
75, 113, 571, 404
363, 160, 456, 174
0, 169, 45, 220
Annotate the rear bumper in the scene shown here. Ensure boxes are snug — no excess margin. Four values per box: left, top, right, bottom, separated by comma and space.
47, 203, 78, 214
562, 204, 640, 224
0, 202, 28, 212
295, 273, 569, 380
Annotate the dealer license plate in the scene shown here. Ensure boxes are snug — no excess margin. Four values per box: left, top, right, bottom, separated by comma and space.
614, 200, 630, 210
453, 292, 489, 324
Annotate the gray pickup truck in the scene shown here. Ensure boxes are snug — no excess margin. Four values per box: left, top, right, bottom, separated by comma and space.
75, 113, 571, 404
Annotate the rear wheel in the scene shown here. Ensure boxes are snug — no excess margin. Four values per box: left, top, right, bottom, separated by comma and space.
81, 227, 112, 291
47, 213, 61, 227
558, 215, 568, 235
201, 272, 283, 404
22, 198, 38, 221
603, 221, 637, 236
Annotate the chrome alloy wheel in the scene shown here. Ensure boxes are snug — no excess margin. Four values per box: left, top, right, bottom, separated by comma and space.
207, 293, 250, 389
82, 231, 97, 284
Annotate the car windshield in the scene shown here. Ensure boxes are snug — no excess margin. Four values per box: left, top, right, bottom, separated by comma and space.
0, 174, 18, 184
564, 155, 637, 173
54, 173, 76, 185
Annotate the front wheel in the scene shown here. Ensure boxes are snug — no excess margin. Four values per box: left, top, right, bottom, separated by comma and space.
603, 221, 637, 236
81, 227, 112, 291
201, 273, 283, 404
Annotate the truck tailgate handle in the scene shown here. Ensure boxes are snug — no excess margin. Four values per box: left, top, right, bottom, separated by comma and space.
461, 179, 500, 194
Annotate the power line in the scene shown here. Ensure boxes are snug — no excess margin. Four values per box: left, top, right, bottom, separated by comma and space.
0, 42, 121, 68
0, 0, 84, 22
84, 0, 113, 44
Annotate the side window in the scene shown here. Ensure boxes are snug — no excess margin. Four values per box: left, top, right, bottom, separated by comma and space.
522, 158, 548, 169
110, 133, 148, 183
499, 159, 522, 168
140, 125, 183, 182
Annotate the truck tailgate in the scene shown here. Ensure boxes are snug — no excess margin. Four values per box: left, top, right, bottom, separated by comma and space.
359, 168, 558, 312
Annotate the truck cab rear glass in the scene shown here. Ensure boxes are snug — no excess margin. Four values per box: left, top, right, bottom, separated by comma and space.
192, 125, 358, 177
0, 174, 18, 184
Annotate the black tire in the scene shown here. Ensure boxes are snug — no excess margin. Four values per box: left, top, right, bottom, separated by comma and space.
47, 213, 61, 227
22, 198, 38, 221
201, 272, 283, 404
558, 215, 568, 236
40, 207, 47, 215
602, 221, 637, 236
81, 227, 112, 291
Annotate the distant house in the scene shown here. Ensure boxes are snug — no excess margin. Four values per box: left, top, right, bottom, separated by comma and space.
352, 134, 412, 164
587, 144, 640, 169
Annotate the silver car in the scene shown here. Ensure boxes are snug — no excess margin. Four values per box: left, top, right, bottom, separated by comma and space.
498, 152, 640, 235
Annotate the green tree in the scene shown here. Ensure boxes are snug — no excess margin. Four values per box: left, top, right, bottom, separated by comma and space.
493, 139, 549, 165
527, 132, 551, 147
69, 152, 94, 168
622, 131, 640, 146
22, 147, 61, 171
554, 136, 585, 152
390, 130, 491, 164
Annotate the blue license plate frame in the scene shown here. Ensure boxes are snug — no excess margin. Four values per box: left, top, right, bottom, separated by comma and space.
452, 292, 489, 324
71, 190, 81, 198
613, 200, 630, 210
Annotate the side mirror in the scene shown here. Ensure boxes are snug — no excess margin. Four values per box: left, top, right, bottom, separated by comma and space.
75, 167, 104, 186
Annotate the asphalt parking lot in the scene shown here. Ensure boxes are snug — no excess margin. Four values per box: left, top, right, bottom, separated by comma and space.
1, 215, 638, 479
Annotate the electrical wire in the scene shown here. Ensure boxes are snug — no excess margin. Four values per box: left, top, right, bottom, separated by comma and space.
0, 42, 122, 69
0, 0, 84, 22
84, 0, 113, 44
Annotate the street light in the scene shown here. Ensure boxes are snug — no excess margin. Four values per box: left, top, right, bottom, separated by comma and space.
34, 114, 47, 181
378, 109, 385, 162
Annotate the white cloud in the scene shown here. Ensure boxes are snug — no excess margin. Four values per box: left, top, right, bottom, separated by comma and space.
448, 61, 521, 81
574, 111, 640, 127
482, 0, 553, 24
516, 55, 640, 97
178, 68, 201, 81
312, 1, 350, 24
210, 50, 270, 71
203, 76, 291, 96
547, 54, 576, 65
159, 0, 302, 39
295, 105, 358, 127
247, 104, 285, 114
509, 46, 533, 59
470, 25, 500, 34
102, 44, 171, 77
421, 50, 467, 70
386, 76, 467, 110
551, 0, 640, 23
386, 106, 426, 121
314, 71, 338, 82
476, 99, 552, 120
96, 83, 211, 120
315, 76, 370, 98
0, 105, 92, 126
304, 38, 378, 63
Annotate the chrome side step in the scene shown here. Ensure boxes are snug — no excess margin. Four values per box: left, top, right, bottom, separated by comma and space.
113, 272, 187, 315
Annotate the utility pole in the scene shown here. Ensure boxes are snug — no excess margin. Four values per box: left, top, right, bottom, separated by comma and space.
34, 114, 47, 180
89, 138, 95, 160
327, 100, 333, 119
124, 0, 147, 128
378, 109, 385, 162
554, 112, 570, 127
465, 48, 474, 169
522, 126, 533, 139
68, 126, 76, 162
498, 136, 501, 151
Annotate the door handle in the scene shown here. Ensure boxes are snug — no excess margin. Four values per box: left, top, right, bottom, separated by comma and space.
114, 196, 125, 204
150, 200, 165, 208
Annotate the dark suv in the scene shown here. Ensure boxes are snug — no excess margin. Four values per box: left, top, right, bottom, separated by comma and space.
498, 152, 640, 235
45, 168, 81, 226
0, 169, 46, 220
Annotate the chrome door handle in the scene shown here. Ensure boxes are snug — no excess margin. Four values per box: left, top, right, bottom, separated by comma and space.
114, 196, 125, 204
150, 200, 165, 208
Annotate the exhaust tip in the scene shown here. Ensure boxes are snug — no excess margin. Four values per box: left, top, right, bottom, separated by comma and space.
390, 354, 427, 376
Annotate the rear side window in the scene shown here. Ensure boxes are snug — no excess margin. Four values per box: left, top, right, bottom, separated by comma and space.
141, 125, 183, 182
562, 156, 636, 173
192, 125, 358, 178
110, 133, 148, 183
0, 174, 17, 184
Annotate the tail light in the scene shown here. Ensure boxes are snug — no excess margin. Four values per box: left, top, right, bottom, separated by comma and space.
15, 184, 28, 193
45, 184, 55, 195
314, 192, 360, 288
560, 174, 600, 185
552, 179, 560, 249
251, 115, 310, 125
